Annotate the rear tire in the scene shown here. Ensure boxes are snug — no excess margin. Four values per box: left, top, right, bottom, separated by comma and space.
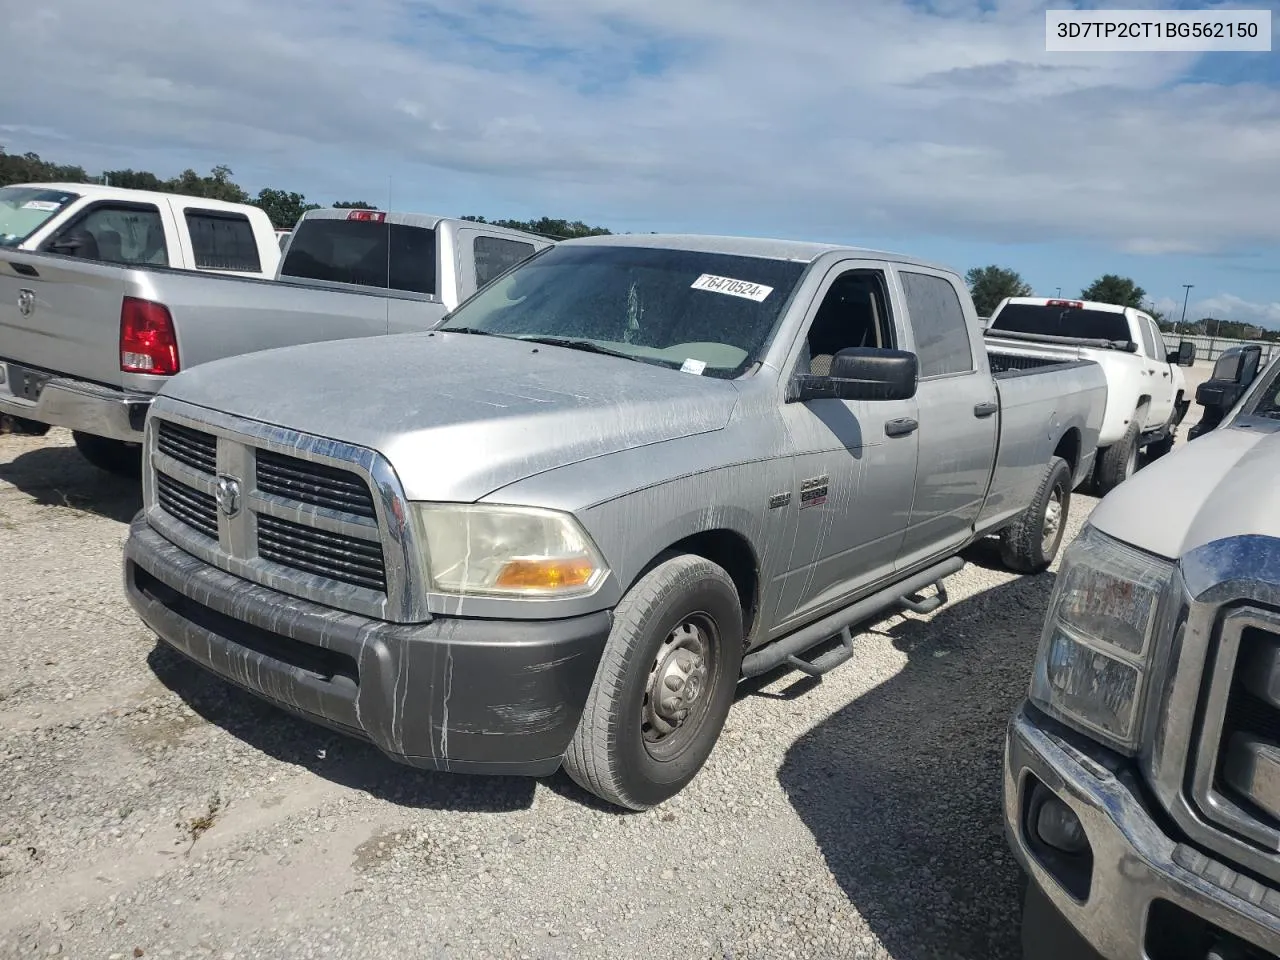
1, 415, 51, 436
72, 431, 142, 479
1093, 414, 1141, 496
1000, 456, 1072, 574
563, 552, 744, 811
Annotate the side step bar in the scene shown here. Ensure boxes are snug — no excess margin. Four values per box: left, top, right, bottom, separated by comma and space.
739, 556, 964, 679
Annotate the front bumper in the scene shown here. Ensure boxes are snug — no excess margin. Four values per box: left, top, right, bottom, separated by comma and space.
0, 367, 150, 442
1005, 702, 1280, 959
124, 515, 612, 777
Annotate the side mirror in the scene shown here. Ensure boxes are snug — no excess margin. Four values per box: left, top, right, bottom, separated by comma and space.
1168, 341, 1196, 366
46, 229, 91, 256
793, 348, 918, 402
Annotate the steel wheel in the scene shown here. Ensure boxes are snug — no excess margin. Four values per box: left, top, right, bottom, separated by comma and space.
1041, 488, 1064, 555
641, 615, 717, 762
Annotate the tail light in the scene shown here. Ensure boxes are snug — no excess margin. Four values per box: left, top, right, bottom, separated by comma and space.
120, 296, 179, 375
1046, 299, 1084, 308
346, 210, 385, 222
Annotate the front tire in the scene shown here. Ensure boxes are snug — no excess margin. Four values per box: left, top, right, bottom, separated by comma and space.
563, 552, 744, 811
72, 431, 142, 478
1000, 456, 1072, 574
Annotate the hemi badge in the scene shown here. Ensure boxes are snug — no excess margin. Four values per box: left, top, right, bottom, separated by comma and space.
768, 492, 791, 509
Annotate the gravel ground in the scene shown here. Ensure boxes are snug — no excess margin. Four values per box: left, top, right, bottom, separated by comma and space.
0, 416, 1200, 960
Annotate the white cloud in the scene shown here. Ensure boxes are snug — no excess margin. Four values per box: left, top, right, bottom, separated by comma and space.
0, 0, 1277, 256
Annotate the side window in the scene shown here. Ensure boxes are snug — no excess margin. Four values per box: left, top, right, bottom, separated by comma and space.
50, 204, 169, 266
474, 235, 536, 287
799, 269, 896, 377
900, 271, 974, 378
1141, 318, 1163, 359
185, 210, 261, 273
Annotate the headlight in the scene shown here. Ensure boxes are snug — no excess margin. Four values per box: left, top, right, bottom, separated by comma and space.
412, 503, 609, 599
1029, 524, 1175, 754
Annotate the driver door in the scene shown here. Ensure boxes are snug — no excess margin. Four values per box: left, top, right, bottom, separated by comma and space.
768, 261, 920, 634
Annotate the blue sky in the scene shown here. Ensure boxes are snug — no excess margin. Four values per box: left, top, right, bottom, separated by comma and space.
2, 0, 1278, 326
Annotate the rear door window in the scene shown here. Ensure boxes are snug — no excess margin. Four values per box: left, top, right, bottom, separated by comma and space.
280, 218, 436, 295
474, 235, 536, 287
185, 210, 261, 272
900, 270, 974, 377
47, 203, 169, 265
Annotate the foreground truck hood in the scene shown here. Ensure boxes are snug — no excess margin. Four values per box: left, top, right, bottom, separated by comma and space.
1089, 421, 1280, 559
158, 330, 739, 502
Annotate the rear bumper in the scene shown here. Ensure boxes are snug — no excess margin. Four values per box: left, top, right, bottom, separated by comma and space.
123, 514, 612, 776
1004, 702, 1280, 959
0, 366, 149, 442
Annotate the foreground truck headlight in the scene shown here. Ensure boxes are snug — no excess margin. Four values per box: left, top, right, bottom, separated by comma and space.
412, 503, 610, 598
1029, 524, 1175, 754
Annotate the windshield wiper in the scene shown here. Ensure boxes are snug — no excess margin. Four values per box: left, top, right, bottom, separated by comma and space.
438, 326, 499, 337
517, 336, 640, 362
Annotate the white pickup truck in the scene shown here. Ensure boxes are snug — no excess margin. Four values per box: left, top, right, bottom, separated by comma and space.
0, 182, 281, 277
984, 297, 1196, 495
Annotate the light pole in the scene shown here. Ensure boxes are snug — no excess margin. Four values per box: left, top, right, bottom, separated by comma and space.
1055, 286, 1062, 298
1179, 284, 1193, 335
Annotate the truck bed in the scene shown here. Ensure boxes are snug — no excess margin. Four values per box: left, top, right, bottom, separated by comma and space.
0, 249, 437, 395
980, 348, 1108, 524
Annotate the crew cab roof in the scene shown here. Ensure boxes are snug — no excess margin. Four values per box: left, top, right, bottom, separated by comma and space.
999, 296, 1131, 315
559, 232, 954, 272
8, 182, 263, 215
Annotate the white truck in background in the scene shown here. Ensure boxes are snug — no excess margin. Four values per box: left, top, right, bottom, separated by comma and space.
983, 296, 1196, 495
0, 200, 554, 474
0, 182, 282, 276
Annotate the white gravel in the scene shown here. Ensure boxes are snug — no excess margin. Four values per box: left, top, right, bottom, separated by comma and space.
0, 420, 1198, 960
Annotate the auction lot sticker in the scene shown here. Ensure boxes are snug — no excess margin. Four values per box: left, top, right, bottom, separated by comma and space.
691, 274, 774, 302
1046, 9, 1271, 51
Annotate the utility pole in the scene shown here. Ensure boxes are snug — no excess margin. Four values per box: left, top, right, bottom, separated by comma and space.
1055, 286, 1062, 298
1179, 284, 1193, 335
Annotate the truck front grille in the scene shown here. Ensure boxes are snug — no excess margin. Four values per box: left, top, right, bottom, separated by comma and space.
257, 514, 387, 592
256, 449, 377, 519
156, 472, 218, 540
156, 420, 217, 475
1215, 628, 1280, 830
148, 414, 391, 610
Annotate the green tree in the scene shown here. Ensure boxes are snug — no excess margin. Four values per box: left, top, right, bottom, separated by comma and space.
0, 146, 88, 186
333, 200, 377, 209
101, 169, 164, 191
1081, 274, 1146, 309
964, 265, 1032, 317
254, 188, 320, 229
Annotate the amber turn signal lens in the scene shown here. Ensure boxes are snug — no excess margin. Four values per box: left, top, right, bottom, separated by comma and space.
494, 557, 596, 590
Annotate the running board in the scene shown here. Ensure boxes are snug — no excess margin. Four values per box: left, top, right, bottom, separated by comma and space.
740, 556, 964, 679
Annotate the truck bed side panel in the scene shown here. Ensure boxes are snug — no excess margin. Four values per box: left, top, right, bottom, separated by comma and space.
978, 357, 1107, 531
0, 252, 130, 387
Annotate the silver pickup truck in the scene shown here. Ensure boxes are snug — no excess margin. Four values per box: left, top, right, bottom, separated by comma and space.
1005, 355, 1280, 960
122, 233, 1107, 810
0, 208, 551, 474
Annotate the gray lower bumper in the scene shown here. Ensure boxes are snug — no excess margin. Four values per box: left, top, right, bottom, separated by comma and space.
0, 369, 150, 441
1004, 702, 1280, 959
123, 515, 612, 777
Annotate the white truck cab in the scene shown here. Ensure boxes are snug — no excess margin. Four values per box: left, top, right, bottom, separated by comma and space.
984, 296, 1196, 495
0, 183, 281, 278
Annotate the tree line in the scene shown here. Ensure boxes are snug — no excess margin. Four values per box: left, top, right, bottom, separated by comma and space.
966, 264, 1277, 342
0, 146, 614, 240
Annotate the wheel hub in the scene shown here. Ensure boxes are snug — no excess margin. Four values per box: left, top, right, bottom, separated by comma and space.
643, 622, 709, 744
1042, 492, 1063, 550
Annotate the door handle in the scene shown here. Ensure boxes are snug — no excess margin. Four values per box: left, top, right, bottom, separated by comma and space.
10, 262, 38, 278
885, 417, 918, 438
973, 400, 998, 418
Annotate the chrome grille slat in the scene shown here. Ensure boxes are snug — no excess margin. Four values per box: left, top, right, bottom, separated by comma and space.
256, 450, 377, 519
156, 420, 217, 475
156, 472, 218, 540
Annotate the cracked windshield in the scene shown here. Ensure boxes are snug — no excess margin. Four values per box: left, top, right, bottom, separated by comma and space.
1, 3, 1276, 960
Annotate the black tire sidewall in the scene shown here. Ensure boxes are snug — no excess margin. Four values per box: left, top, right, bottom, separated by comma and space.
72, 432, 142, 478
610, 566, 743, 807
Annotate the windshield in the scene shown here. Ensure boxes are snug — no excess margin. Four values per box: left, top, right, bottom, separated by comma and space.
990, 303, 1132, 344
437, 244, 807, 378
0, 187, 79, 247
1239, 358, 1280, 420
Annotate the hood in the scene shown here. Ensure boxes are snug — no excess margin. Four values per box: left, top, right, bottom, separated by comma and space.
160, 330, 739, 501
1089, 420, 1280, 560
